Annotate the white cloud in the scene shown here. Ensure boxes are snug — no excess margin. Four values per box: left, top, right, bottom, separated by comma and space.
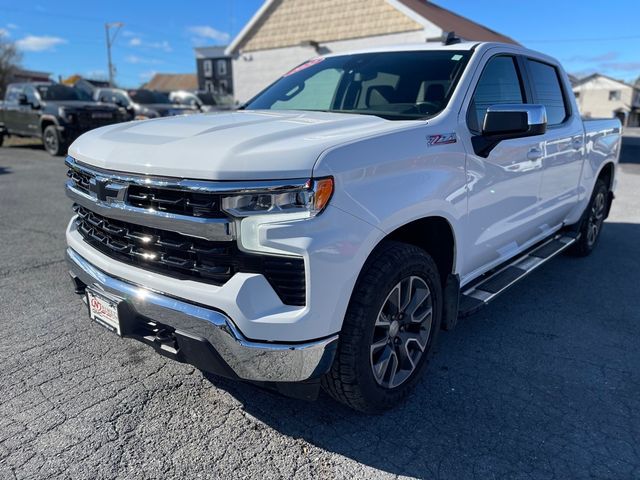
128, 37, 171, 52
187, 26, 230, 43
16, 35, 66, 52
7, 24, 18, 30
0, 28, 9, 38
139, 70, 157, 81
125, 55, 162, 65
85, 69, 107, 79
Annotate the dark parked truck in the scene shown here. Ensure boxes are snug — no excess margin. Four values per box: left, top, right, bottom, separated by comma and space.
0, 82, 127, 156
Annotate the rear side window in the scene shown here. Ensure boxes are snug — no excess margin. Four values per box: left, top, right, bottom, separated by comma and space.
467, 56, 524, 132
526, 60, 567, 125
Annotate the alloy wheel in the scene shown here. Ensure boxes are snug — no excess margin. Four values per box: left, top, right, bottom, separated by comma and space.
370, 275, 433, 389
44, 129, 58, 154
587, 191, 606, 246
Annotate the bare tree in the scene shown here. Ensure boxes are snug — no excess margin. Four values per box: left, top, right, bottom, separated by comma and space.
0, 35, 22, 98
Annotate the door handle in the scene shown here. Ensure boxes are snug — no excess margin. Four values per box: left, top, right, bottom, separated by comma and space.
527, 148, 543, 161
572, 137, 584, 149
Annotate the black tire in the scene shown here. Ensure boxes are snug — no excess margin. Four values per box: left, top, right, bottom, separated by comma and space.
568, 178, 608, 257
322, 241, 442, 413
43, 125, 66, 156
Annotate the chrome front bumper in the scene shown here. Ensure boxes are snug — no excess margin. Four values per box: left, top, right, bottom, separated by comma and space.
66, 248, 337, 383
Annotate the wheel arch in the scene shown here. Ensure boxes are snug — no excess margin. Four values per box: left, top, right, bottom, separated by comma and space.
40, 115, 59, 133
375, 215, 457, 285
597, 161, 615, 190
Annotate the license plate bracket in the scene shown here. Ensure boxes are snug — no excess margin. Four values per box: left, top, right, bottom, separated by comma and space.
86, 288, 122, 335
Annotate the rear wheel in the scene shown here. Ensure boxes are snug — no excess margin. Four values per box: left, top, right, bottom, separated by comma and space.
569, 178, 608, 257
322, 241, 442, 413
43, 125, 66, 156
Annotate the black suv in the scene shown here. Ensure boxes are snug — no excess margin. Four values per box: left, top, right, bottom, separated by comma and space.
0, 82, 127, 156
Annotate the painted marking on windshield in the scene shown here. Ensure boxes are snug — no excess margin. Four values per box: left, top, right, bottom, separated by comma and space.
283, 57, 325, 77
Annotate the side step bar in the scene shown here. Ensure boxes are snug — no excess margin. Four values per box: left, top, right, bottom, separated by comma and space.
458, 232, 578, 317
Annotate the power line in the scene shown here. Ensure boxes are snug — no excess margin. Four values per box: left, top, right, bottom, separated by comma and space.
522, 35, 640, 44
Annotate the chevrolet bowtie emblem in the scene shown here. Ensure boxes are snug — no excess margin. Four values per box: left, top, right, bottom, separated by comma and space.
88, 178, 120, 202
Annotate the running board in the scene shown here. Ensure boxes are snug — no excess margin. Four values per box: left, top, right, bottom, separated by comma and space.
458, 233, 578, 317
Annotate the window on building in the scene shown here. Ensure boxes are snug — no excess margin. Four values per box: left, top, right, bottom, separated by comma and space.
205, 80, 214, 93
609, 90, 621, 101
527, 59, 568, 125
467, 56, 524, 132
219, 79, 229, 94
217, 60, 227, 76
203, 60, 213, 78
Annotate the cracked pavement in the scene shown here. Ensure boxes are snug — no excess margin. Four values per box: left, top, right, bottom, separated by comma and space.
1, 135, 639, 479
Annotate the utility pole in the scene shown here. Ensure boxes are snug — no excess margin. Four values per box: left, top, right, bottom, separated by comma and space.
105, 22, 124, 87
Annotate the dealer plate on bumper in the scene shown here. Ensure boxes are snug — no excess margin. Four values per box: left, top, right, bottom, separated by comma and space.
86, 289, 121, 335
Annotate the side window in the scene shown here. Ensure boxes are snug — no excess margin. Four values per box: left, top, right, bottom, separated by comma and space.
526, 59, 567, 125
5, 85, 21, 104
468, 56, 524, 132
25, 86, 38, 105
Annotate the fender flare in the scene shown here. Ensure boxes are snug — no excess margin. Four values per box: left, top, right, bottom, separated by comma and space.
39, 115, 61, 132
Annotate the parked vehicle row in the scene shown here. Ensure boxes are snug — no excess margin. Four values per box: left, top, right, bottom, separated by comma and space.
0, 82, 235, 155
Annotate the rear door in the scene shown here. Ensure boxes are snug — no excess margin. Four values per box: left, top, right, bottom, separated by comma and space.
524, 58, 584, 226
459, 54, 548, 281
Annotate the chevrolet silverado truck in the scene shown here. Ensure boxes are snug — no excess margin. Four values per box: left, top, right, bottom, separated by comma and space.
64, 41, 621, 412
0, 82, 127, 156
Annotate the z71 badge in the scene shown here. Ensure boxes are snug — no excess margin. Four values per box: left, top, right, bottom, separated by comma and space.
427, 133, 457, 146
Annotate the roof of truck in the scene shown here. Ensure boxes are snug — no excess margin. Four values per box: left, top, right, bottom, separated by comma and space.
320, 41, 528, 57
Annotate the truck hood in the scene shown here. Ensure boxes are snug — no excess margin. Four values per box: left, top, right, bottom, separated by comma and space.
68, 110, 413, 180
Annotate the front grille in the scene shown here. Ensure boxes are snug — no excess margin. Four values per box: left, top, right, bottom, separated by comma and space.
127, 185, 225, 218
67, 168, 92, 195
76, 111, 120, 131
73, 205, 306, 306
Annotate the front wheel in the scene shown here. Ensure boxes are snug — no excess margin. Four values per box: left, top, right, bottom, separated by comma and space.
43, 125, 66, 156
568, 178, 608, 257
322, 241, 442, 413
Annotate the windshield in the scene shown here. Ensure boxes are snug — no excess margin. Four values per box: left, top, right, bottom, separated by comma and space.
129, 90, 171, 104
100, 90, 131, 106
36, 84, 93, 101
245, 50, 471, 120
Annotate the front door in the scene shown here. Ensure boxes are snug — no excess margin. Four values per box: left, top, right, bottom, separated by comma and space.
459, 54, 547, 282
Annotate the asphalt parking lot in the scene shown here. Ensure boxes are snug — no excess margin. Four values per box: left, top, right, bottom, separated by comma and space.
1, 134, 639, 480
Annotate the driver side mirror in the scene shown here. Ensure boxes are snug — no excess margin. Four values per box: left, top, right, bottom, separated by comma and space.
18, 94, 28, 105
472, 104, 547, 157
482, 104, 547, 138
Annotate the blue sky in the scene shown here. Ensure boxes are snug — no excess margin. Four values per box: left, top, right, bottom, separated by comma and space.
1, 0, 639, 88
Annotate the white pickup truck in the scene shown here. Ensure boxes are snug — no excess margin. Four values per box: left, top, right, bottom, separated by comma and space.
65, 41, 621, 412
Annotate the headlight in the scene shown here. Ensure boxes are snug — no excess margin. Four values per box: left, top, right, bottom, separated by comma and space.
222, 177, 333, 218
58, 107, 75, 123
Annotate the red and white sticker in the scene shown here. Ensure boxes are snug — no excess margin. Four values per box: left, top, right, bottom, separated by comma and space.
87, 290, 121, 335
283, 57, 325, 77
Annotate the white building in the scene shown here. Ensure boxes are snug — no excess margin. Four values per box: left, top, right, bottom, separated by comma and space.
225, 0, 518, 103
573, 74, 640, 127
